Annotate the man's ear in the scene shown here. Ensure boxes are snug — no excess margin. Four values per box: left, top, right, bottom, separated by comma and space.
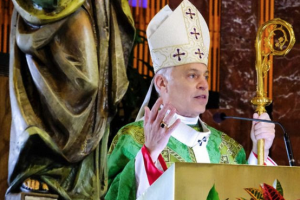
154, 74, 168, 93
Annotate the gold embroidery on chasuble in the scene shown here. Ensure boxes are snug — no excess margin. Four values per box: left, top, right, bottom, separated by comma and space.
187, 124, 200, 163
163, 124, 199, 167
123, 125, 145, 144
161, 146, 196, 168
188, 147, 197, 163
219, 133, 243, 164
162, 148, 187, 168
108, 124, 145, 154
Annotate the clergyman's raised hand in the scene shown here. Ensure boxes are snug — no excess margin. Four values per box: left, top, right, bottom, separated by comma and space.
144, 98, 181, 162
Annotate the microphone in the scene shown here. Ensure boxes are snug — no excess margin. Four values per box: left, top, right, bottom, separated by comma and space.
213, 112, 296, 166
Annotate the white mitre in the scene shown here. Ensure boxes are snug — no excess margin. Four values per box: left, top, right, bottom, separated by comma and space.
147, 0, 210, 72
136, 0, 210, 120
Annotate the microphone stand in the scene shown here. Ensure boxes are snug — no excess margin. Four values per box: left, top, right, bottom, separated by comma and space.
224, 115, 296, 166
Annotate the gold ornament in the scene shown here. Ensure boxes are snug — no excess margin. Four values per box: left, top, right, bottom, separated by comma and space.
252, 18, 295, 165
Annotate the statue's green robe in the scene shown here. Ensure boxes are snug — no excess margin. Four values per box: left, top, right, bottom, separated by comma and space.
105, 120, 247, 200
7, 0, 135, 199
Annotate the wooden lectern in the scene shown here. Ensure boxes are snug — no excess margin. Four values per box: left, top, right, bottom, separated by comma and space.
138, 163, 300, 200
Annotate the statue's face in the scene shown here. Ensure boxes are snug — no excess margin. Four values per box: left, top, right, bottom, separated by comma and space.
31, 0, 59, 9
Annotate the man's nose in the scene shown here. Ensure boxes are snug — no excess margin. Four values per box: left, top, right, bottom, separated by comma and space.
197, 78, 208, 90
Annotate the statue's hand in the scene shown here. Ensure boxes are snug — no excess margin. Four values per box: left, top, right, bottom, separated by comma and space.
31, 0, 59, 10
21, 178, 49, 193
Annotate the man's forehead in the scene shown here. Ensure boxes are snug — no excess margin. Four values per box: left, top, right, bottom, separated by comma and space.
173, 63, 208, 73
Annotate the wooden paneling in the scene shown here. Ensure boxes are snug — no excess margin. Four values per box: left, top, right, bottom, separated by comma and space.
209, 0, 221, 92
0, 1, 13, 198
129, 0, 170, 77
259, 0, 274, 99
0, 77, 11, 199
0, 0, 13, 54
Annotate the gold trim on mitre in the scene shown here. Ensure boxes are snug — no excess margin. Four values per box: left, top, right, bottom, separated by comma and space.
147, 0, 210, 73
12, 0, 84, 25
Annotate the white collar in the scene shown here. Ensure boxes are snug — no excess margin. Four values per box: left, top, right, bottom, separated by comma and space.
159, 106, 199, 125
171, 116, 211, 147
175, 114, 198, 125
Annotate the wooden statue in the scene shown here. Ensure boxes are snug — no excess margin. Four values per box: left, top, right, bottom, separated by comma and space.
6, 0, 135, 199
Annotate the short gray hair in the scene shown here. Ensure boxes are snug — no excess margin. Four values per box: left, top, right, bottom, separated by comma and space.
154, 67, 173, 95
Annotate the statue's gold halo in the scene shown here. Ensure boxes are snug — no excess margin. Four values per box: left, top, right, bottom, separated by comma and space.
12, 0, 85, 25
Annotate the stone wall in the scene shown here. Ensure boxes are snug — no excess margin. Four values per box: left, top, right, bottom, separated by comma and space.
203, 0, 300, 166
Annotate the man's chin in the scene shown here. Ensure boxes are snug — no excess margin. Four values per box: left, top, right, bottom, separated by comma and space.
190, 110, 205, 117
195, 107, 206, 115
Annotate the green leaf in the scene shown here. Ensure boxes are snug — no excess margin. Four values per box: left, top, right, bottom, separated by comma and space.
206, 184, 220, 200
272, 179, 284, 197
244, 188, 263, 200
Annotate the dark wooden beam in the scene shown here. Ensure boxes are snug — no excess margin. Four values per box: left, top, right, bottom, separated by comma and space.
0, 53, 9, 77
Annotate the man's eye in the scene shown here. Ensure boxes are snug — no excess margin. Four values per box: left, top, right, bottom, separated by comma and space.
205, 76, 209, 80
189, 74, 196, 78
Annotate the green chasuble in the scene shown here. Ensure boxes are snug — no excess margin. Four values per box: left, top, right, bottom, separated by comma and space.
105, 120, 247, 200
